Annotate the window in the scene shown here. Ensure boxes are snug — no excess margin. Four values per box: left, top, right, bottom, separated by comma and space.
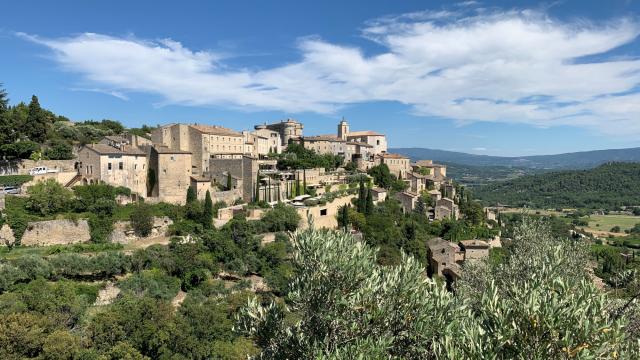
135, 164, 138, 170
320, 209, 327, 216
171, 156, 175, 161
108, 163, 112, 170
377, 140, 380, 145
119, 162, 123, 170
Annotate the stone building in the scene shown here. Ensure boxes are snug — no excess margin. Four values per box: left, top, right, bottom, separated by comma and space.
435, 197, 459, 220
459, 240, 491, 261
427, 238, 464, 279
77, 143, 147, 196
345, 129, 387, 155
265, 118, 303, 146
209, 156, 260, 202
414, 160, 447, 179
148, 146, 193, 204
247, 125, 282, 157
151, 123, 245, 176
378, 153, 411, 179
394, 191, 420, 213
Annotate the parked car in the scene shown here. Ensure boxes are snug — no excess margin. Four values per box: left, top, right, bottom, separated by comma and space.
1, 186, 20, 194
28, 166, 59, 176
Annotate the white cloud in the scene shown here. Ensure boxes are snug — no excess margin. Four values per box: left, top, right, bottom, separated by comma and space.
17, 8, 640, 136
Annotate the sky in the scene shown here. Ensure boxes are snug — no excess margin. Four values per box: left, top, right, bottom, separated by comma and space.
1, 0, 640, 156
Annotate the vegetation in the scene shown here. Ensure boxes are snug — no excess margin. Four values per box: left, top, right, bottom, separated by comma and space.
130, 203, 154, 237
275, 142, 343, 170
0, 175, 33, 187
474, 162, 640, 210
239, 219, 638, 358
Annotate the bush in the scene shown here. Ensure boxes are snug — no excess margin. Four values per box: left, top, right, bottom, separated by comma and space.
43, 140, 73, 160
118, 269, 181, 300
260, 203, 301, 232
130, 203, 154, 237
0, 175, 33, 187
88, 214, 113, 243
25, 179, 73, 216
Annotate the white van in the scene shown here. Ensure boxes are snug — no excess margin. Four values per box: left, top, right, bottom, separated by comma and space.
28, 166, 59, 176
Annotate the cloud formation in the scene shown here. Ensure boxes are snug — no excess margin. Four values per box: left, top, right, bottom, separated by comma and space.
19, 8, 640, 135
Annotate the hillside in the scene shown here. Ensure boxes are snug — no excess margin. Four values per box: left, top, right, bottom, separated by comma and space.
473, 162, 640, 209
391, 147, 640, 169
443, 162, 545, 186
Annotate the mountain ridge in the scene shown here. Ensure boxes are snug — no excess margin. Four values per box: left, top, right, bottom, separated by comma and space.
390, 147, 640, 169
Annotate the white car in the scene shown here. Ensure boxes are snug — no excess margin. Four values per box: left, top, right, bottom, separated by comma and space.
1, 186, 20, 194
28, 166, 59, 176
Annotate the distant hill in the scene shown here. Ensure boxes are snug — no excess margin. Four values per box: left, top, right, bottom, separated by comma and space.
442, 162, 546, 186
391, 147, 640, 170
472, 162, 640, 210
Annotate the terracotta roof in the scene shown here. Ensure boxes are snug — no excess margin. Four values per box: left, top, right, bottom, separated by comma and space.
459, 240, 490, 248
304, 135, 342, 142
153, 146, 191, 154
84, 143, 145, 156
347, 130, 384, 137
381, 153, 409, 159
190, 124, 243, 137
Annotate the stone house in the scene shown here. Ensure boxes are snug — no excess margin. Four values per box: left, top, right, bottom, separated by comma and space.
427, 238, 464, 278
370, 187, 387, 203
459, 240, 491, 261
345, 130, 387, 155
151, 123, 246, 176
77, 143, 147, 196
394, 191, 419, 213
378, 153, 411, 179
435, 197, 459, 220
148, 146, 192, 204
209, 156, 260, 202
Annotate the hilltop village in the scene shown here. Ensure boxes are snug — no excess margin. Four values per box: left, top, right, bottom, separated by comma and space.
1, 117, 499, 282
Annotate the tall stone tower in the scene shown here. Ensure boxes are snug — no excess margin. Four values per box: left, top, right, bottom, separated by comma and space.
338, 118, 349, 140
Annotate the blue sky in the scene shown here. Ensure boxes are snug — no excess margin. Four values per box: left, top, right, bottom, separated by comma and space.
1, 0, 640, 156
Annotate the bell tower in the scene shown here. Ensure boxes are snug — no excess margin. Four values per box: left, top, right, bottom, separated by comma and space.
338, 118, 349, 140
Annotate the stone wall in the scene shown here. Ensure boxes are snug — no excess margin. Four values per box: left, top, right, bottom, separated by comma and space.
20, 219, 91, 246
211, 189, 242, 204
108, 216, 173, 244
0, 224, 15, 246
0, 159, 77, 176
297, 194, 356, 230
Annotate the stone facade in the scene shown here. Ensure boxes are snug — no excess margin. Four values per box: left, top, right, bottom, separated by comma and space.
210, 156, 259, 202
108, 216, 173, 244
435, 197, 459, 220
395, 191, 419, 213
0, 159, 77, 176
427, 238, 464, 278
379, 153, 411, 179
459, 240, 490, 261
20, 219, 91, 246
265, 118, 304, 146
297, 194, 356, 230
77, 144, 148, 196
148, 146, 192, 204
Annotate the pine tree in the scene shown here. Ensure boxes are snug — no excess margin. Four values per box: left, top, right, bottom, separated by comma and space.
186, 185, 197, 204
227, 172, 233, 190
203, 190, 213, 229
24, 95, 49, 143
365, 188, 374, 215
0, 84, 8, 112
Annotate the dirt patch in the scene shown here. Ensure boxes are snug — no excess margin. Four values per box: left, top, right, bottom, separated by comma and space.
172, 290, 187, 308
94, 282, 121, 306
124, 235, 171, 250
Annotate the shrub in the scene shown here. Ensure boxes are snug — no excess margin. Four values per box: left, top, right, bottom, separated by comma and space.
88, 214, 113, 243
25, 179, 73, 216
118, 269, 181, 300
260, 203, 301, 232
0, 175, 33, 187
130, 203, 154, 237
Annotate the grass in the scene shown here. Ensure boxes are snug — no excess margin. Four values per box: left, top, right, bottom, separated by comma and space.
586, 215, 640, 233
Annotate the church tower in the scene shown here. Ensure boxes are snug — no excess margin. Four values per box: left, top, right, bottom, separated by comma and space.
338, 118, 349, 140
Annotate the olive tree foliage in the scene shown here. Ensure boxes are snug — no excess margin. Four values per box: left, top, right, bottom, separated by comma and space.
238, 218, 640, 359
237, 224, 471, 359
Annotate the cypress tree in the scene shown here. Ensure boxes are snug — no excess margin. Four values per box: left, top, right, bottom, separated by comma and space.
365, 188, 374, 215
203, 190, 213, 229
358, 179, 366, 212
303, 168, 307, 195
227, 172, 233, 190
267, 176, 272, 202
186, 185, 197, 204
255, 172, 261, 202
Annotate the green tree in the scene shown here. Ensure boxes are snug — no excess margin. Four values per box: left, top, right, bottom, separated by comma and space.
365, 188, 374, 215
130, 203, 154, 237
227, 172, 233, 190
357, 179, 366, 212
203, 190, 214, 229
25, 178, 73, 216
367, 164, 395, 189
24, 95, 49, 143
186, 185, 197, 204
44, 140, 73, 160
260, 203, 301, 232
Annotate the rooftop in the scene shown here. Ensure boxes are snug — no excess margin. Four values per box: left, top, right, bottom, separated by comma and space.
380, 153, 409, 159
190, 124, 243, 137
459, 239, 490, 248
347, 130, 384, 137
84, 143, 145, 156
